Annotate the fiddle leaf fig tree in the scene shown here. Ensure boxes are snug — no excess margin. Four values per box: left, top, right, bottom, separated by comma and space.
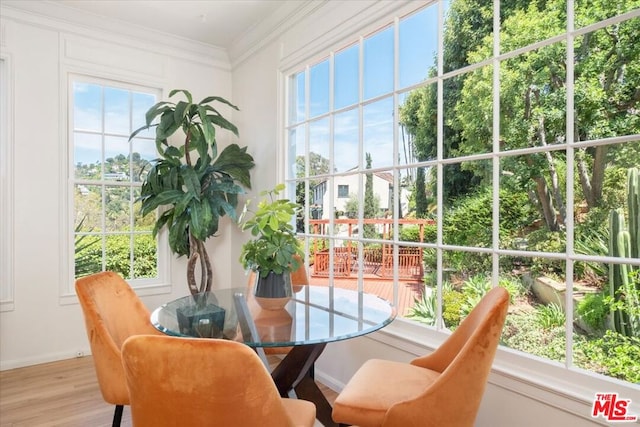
130, 89, 255, 295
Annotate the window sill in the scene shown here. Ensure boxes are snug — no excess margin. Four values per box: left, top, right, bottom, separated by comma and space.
59, 281, 172, 305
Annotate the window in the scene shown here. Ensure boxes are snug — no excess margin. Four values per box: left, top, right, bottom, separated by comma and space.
70, 76, 165, 287
0, 55, 13, 311
286, 0, 640, 387
337, 185, 349, 198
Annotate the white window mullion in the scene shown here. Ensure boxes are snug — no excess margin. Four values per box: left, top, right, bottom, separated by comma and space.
564, 0, 576, 369
491, 0, 501, 286
435, 0, 445, 331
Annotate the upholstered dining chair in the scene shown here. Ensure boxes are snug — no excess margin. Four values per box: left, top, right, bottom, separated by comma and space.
75, 271, 162, 427
121, 334, 317, 427
332, 286, 510, 427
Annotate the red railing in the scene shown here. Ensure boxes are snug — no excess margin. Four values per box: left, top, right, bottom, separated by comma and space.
308, 218, 431, 281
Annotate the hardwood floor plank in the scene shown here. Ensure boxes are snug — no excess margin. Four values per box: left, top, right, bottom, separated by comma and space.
0, 355, 337, 427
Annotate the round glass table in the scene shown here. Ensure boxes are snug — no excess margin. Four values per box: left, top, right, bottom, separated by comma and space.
151, 285, 396, 427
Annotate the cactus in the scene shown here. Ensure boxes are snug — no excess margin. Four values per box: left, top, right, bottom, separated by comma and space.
628, 167, 639, 260
608, 167, 640, 337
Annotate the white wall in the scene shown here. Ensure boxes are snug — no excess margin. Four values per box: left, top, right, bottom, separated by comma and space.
0, 3, 245, 369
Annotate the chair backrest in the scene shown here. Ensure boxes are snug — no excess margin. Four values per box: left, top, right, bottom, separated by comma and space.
386, 286, 509, 427
75, 271, 160, 404
121, 335, 301, 427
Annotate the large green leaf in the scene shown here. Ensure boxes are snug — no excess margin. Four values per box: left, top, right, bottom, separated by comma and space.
211, 144, 255, 188
157, 112, 181, 141
173, 192, 194, 218
129, 123, 157, 141
173, 101, 191, 124
144, 166, 160, 194
144, 102, 173, 126
207, 113, 239, 137
189, 200, 213, 241
198, 105, 217, 145
180, 165, 201, 199
141, 190, 184, 213
190, 124, 209, 161
169, 89, 192, 103
163, 146, 182, 161
152, 210, 172, 237
199, 96, 239, 110
168, 214, 189, 256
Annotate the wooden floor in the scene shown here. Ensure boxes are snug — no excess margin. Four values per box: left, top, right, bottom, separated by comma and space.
0, 355, 338, 427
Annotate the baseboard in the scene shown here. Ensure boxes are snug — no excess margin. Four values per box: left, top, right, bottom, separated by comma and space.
0, 347, 91, 371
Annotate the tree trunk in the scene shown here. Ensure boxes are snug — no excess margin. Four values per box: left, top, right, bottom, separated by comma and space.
590, 145, 607, 207
576, 149, 595, 207
534, 176, 560, 231
187, 234, 213, 295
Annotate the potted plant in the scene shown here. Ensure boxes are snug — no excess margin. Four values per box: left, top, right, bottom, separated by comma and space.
239, 184, 303, 309
129, 89, 255, 299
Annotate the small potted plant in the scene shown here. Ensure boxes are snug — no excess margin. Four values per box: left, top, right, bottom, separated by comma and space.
239, 184, 303, 309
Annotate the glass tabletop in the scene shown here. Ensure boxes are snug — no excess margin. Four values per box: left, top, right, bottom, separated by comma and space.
151, 285, 397, 348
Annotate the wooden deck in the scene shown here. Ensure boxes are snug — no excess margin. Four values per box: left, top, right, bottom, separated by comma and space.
307, 271, 423, 317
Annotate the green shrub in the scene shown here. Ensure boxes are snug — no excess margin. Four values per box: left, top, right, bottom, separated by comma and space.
498, 275, 526, 302
443, 188, 535, 248
407, 289, 437, 326
536, 303, 566, 330
577, 293, 609, 332
443, 289, 465, 328
460, 274, 492, 316
502, 312, 567, 361
78, 233, 158, 279
577, 330, 640, 383
527, 228, 566, 275
400, 225, 421, 242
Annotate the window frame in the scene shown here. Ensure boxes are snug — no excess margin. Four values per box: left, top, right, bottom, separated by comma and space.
62, 72, 170, 301
337, 184, 349, 198
281, 0, 640, 403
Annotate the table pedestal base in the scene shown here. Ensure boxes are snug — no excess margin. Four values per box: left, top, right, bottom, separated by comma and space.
270, 343, 337, 427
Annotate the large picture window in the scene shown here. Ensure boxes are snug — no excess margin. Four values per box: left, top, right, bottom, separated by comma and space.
70, 75, 165, 286
286, 0, 640, 387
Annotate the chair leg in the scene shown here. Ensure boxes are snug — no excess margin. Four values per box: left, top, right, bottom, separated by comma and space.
112, 405, 123, 427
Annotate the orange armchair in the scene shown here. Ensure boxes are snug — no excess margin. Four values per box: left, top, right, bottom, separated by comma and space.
332, 286, 510, 427
75, 271, 162, 427
121, 335, 317, 427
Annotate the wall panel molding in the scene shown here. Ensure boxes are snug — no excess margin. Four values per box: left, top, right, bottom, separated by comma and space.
0, 52, 15, 312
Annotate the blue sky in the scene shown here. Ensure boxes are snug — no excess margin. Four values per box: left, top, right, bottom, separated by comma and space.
73, 82, 157, 169
291, 4, 439, 175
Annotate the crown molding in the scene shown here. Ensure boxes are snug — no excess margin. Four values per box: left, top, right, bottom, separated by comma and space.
228, 0, 325, 70
0, 0, 230, 70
